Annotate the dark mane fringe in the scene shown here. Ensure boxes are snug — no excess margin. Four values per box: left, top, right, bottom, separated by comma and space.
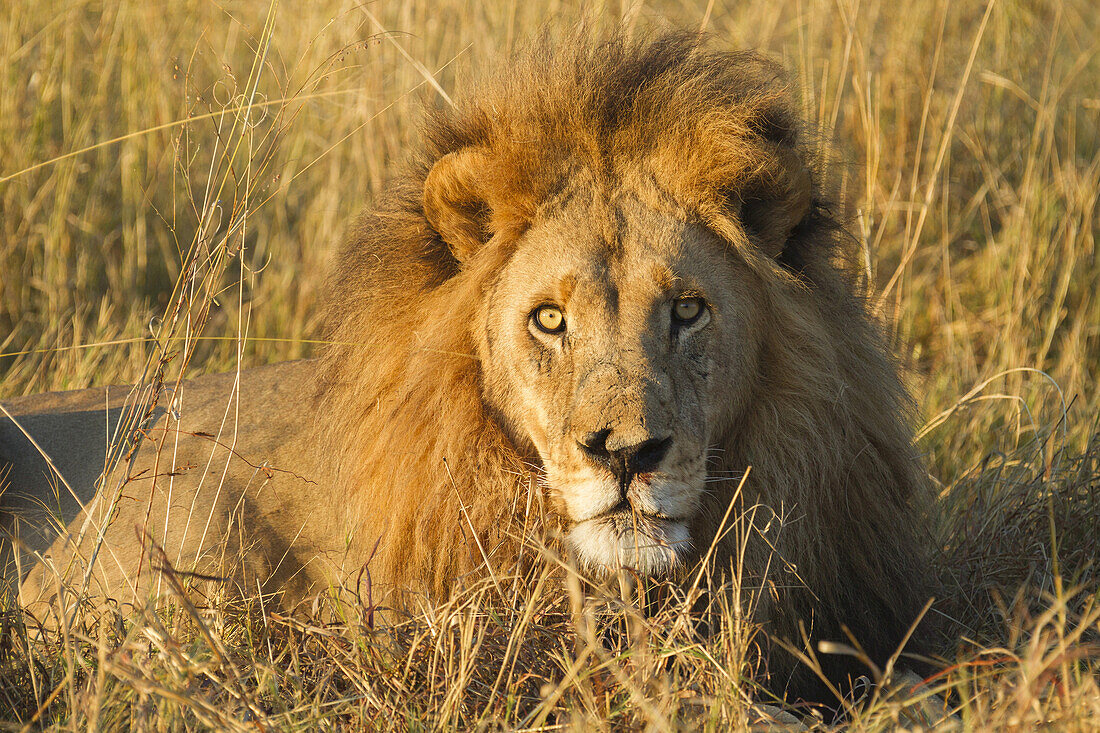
315, 29, 933, 701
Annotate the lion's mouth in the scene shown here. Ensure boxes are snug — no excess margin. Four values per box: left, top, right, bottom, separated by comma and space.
566, 509, 693, 576
599, 500, 680, 529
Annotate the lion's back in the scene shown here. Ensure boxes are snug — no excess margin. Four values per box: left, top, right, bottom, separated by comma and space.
3, 360, 332, 613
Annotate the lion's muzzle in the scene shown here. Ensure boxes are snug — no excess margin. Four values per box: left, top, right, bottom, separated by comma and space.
553, 426, 702, 577
552, 371, 707, 576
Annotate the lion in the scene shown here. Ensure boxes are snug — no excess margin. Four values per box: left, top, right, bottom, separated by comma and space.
3, 31, 933, 703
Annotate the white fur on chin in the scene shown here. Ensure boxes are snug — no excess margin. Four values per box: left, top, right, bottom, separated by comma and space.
566, 518, 692, 576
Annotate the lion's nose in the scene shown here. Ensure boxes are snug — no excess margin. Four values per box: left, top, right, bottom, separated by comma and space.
578, 429, 672, 488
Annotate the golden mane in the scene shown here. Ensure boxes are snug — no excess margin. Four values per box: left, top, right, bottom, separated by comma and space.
316, 30, 931, 695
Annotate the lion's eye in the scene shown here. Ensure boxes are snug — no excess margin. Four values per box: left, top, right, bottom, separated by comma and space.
533, 305, 566, 334
672, 297, 704, 325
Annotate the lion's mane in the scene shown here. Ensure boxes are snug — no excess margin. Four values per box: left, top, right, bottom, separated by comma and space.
316, 31, 932, 696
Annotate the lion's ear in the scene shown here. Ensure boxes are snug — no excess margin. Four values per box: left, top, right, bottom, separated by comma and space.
736, 144, 813, 260
423, 148, 495, 262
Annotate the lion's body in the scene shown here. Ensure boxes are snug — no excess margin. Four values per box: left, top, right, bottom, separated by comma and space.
3, 361, 333, 611
3, 32, 933, 701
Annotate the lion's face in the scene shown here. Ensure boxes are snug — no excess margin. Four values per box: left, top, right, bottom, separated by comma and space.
479, 181, 765, 577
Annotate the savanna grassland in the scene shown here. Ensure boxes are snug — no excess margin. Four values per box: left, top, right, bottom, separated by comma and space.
1, 0, 1099, 729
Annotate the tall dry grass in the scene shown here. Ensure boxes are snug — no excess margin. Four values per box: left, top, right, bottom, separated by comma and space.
1, 0, 1098, 728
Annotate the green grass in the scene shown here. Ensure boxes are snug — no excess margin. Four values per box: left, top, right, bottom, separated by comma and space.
1, 0, 1098, 728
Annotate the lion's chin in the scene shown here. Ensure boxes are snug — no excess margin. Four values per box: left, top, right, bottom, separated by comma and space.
566, 515, 692, 577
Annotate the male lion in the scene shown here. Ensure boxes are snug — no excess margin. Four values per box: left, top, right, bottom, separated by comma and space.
3, 32, 932, 702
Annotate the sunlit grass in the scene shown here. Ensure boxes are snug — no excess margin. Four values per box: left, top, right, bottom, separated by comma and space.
1, 0, 1098, 728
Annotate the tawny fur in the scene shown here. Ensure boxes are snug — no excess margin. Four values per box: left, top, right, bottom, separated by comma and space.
317, 31, 932, 694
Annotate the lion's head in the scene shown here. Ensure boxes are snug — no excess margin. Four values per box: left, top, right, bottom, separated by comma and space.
468, 182, 773, 576
317, 30, 931, 695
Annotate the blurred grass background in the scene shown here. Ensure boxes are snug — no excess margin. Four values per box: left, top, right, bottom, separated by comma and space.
1, 0, 1099, 727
